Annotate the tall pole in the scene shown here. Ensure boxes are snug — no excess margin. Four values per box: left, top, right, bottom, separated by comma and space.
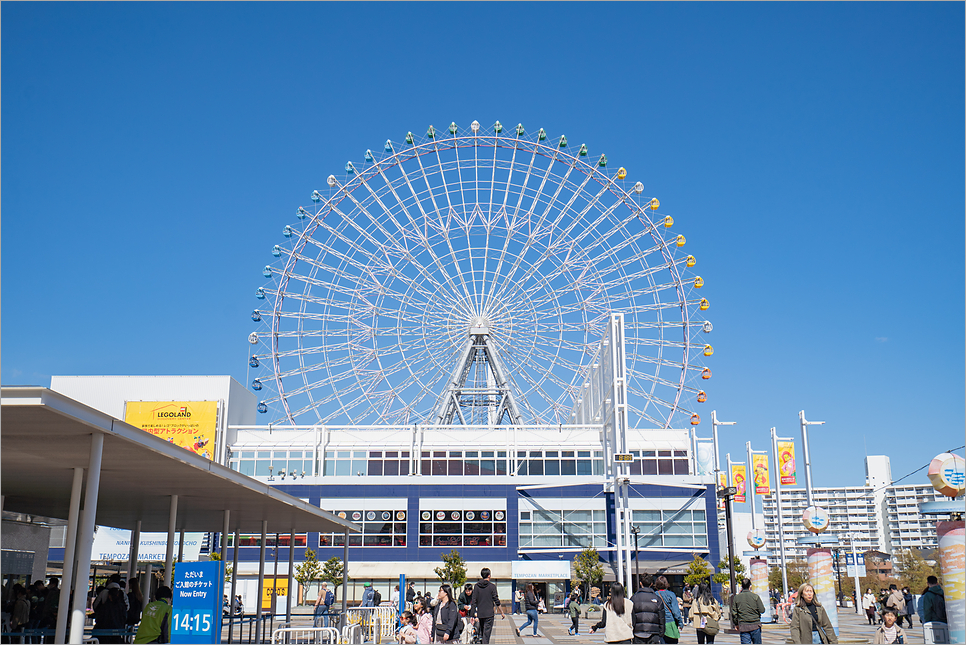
770, 428, 790, 598
746, 442, 757, 531
848, 533, 861, 613
799, 410, 825, 507
711, 410, 737, 479
724, 490, 737, 601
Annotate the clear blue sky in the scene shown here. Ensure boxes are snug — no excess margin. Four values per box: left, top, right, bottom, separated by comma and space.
3, 2, 963, 488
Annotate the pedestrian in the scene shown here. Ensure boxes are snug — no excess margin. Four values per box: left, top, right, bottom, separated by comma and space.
629, 574, 665, 644
872, 608, 906, 644
917, 575, 946, 625
468, 567, 504, 644
517, 583, 540, 637
691, 581, 722, 644
407, 582, 417, 606
10, 584, 30, 637
731, 577, 766, 644
458, 583, 474, 643
133, 585, 173, 644
682, 585, 693, 626
590, 582, 635, 644
432, 584, 460, 643
567, 591, 581, 635
414, 598, 433, 644
398, 610, 418, 644
899, 587, 914, 629
789, 583, 837, 644
655, 576, 683, 644
315, 581, 333, 627
884, 585, 905, 620
862, 589, 877, 626
127, 578, 143, 628
392, 585, 401, 608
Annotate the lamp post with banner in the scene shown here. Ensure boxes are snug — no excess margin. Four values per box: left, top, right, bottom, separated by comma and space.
770, 427, 795, 599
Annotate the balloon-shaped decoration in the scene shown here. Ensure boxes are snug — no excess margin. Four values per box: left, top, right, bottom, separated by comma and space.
928, 452, 966, 498
747, 529, 766, 549
802, 505, 830, 534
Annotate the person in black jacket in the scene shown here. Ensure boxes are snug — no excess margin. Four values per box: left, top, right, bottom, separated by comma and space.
517, 583, 540, 637
630, 574, 666, 644
469, 568, 504, 644
432, 584, 460, 643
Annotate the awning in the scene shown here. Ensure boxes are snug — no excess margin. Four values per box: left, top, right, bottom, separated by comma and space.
1, 387, 359, 535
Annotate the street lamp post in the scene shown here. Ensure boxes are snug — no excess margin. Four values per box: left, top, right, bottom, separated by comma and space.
799, 410, 825, 507
770, 427, 792, 598
630, 526, 641, 590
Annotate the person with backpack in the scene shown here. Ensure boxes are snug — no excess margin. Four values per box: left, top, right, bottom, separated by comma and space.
373, 586, 383, 606
133, 585, 172, 644
655, 576, 683, 644
630, 574, 665, 644
315, 582, 335, 627
691, 581, 722, 644
917, 576, 946, 625
567, 591, 581, 636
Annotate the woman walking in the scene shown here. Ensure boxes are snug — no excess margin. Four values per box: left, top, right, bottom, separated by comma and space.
655, 576, 683, 644
590, 582, 635, 645
789, 583, 838, 644
516, 583, 540, 637
690, 582, 722, 644
432, 585, 460, 643
861, 589, 877, 626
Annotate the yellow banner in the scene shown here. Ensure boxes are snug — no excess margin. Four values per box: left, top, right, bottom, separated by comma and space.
753, 454, 770, 495
731, 464, 747, 503
777, 441, 797, 485
124, 401, 218, 459
261, 577, 289, 610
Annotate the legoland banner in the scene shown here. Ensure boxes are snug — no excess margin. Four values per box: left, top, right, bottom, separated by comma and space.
777, 441, 797, 485
731, 464, 747, 503
124, 401, 218, 459
753, 454, 770, 495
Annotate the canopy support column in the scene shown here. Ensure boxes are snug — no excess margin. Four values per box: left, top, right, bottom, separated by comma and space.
128, 520, 142, 582
55, 467, 84, 644
69, 433, 103, 644
286, 530, 295, 631
341, 529, 349, 629
255, 520, 268, 644
163, 495, 178, 586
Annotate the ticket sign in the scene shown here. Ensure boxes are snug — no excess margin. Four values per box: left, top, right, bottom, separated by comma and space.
172, 560, 223, 644
614, 453, 634, 463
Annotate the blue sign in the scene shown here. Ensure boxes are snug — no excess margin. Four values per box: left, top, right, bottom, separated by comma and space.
171, 561, 223, 644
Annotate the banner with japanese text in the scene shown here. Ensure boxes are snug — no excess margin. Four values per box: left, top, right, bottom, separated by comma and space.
753, 454, 770, 495
731, 464, 746, 503
124, 401, 218, 459
777, 440, 797, 485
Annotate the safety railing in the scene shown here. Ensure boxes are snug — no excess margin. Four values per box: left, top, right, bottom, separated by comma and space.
343, 606, 398, 643
271, 625, 341, 644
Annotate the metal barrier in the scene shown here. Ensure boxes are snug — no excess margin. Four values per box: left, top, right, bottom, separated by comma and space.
342, 623, 363, 644
343, 606, 398, 643
271, 626, 341, 644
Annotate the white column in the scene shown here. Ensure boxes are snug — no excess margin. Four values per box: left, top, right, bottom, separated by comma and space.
221, 510, 231, 558
164, 495, 178, 586
770, 429, 790, 598
141, 564, 152, 608
69, 433, 104, 644
286, 530, 295, 627
128, 520, 142, 582
254, 520, 268, 644
55, 467, 84, 644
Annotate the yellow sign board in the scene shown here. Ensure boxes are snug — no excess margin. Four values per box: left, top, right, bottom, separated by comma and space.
124, 401, 219, 460
261, 577, 289, 609
752, 454, 770, 495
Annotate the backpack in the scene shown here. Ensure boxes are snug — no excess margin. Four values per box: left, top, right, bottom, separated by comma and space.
927, 588, 947, 623
325, 590, 334, 607
373, 589, 382, 605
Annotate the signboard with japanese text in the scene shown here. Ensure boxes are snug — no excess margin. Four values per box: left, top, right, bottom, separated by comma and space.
172, 560, 223, 644
731, 464, 747, 503
124, 401, 219, 459
753, 454, 770, 495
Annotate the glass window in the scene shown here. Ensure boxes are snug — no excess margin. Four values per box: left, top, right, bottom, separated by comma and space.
577, 460, 592, 475
529, 460, 544, 475
545, 460, 560, 476
561, 460, 576, 475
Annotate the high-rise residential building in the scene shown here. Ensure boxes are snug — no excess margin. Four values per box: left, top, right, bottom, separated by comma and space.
755, 455, 948, 562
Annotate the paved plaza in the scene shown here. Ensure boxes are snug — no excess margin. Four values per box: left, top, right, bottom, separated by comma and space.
262, 606, 927, 644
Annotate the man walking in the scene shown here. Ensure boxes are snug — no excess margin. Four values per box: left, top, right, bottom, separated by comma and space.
315, 582, 334, 627
884, 584, 905, 620
731, 578, 766, 644
630, 574, 666, 644
468, 567, 504, 644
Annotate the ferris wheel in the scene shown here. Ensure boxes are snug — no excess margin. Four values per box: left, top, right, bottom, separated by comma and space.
250, 121, 712, 428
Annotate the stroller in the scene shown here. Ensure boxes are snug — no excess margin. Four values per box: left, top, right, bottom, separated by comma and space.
460, 617, 483, 644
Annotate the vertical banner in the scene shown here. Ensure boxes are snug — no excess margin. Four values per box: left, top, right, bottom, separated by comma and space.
717, 471, 728, 509
172, 560, 223, 644
777, 441, 797, 485
806, 548, 839, 637
696, 442, 714, 476
938, 520, 965, 644
731, 465, 747, 503
753, 454, 770, 495
750, 558, 773, 623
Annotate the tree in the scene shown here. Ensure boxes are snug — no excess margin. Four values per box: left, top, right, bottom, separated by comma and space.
712, 556, 746, 587
294, 548, 324, 604
209, 551, 233, 583
573, 547, 605, 599
684, 555, 714, 587
894, 548, 941, 593
321, 556, 346, 600
435, 550, 467, 588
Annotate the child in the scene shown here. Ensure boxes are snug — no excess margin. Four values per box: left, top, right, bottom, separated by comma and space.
873, 608, 906, 644
568, 591, 581, 635
398, 610, 418, 644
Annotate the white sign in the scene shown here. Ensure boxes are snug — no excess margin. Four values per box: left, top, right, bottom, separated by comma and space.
511, 560, 571, 580
845, 553, 866, 577
90, 527, 203, 562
